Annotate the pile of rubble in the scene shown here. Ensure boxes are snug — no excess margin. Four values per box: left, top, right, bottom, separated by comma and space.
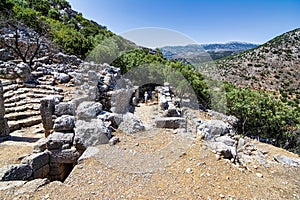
196, 111, 300, 169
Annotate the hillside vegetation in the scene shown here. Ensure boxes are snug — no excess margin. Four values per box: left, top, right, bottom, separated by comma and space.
0, 0, 134, 59
215, 29, 300, 97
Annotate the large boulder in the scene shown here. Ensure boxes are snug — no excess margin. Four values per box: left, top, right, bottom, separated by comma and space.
46, 132, 74, 150
74, 119, 112, 150
0, 164, 32, 181
53, 115, 75, 132
274, 154, 300, 167
49, 148, 81, 164
162, 106, 181, 117
33, 138, 47, 153
53, 72, 70, 84
215, 136, 235, 147
208, 110, 239, 128
21, 152, 49, 172
197, 120, 229, 140
118, 112, 145, 134
54, 102, 76, 116
15, 62, 31, 80
208, 142, 235, 159
97, 112, 123, 129
21, 152, 50, 179
110, 89, 135, 114
155, 117, 186, 129
76, 101, 102, 120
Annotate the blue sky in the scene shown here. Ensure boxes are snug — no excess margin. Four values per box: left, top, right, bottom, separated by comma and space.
68, 0, 300, 46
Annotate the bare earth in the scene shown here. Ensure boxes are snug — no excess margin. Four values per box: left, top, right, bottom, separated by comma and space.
0, 103, 300, 199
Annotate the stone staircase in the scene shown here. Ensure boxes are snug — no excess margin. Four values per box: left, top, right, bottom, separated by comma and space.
1, 79, 63, 132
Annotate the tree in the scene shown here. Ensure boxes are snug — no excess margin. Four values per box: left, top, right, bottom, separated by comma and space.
225, 83, 300, 153
0, 19, 50, 69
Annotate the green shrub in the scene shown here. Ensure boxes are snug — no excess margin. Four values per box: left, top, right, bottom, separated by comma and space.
48, 8, 60, 20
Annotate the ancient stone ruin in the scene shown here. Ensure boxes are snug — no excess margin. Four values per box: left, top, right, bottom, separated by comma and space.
0, 80, 9, 138
0, 53, 300, 186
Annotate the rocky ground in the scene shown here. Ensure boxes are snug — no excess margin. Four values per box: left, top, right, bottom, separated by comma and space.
0, 103, 299, 200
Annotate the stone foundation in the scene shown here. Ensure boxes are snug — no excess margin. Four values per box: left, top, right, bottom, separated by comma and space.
0, 80, 9, 137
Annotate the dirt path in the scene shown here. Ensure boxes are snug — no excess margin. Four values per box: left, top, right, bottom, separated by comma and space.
31, 103, 300, 200
134, 102, 160, 130
31, 136, 300, 200
0, 124, 44, 168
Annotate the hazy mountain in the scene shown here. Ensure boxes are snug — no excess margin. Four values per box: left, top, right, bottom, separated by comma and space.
160, 42, 259, 62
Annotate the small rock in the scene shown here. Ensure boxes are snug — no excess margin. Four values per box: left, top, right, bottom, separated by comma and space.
220, 194, 225, 198
179, 152, 187, 157
109, 136, 120, 146
185, 168, 193, 174
261, 150, 268, 155
216, 154, 221, 160
135, 143, 139, 146
255, 173, 263, 178
197, 162, 206, 166
253, 165, 258, 169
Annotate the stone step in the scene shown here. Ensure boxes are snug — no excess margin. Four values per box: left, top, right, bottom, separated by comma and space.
37, 81, 55, 86
4, 101, 27, 108
3, 86, 60, 100
4, 94, 27, 104
24, 99, 42, 104
36, 85, 63, 92
8, 116, 42, 132
26, 93, 50, 99
5, 104, 40, 114
3, 91, 15, 99
4, 94, 49, 105
26, 88, 60, 95
6, 111, 40, 120
3, 84, 22, 93
0, 79, 17, 86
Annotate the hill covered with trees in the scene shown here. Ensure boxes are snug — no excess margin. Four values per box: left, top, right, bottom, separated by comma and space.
0, 0, 134, 59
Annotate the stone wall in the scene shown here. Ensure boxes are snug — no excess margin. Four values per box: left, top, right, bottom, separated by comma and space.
0, 62, 144, 181
154, 83, 187, 129
0, 80, 9, 137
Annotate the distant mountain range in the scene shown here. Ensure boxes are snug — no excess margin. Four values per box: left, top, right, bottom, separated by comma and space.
160, 42, 259, 62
